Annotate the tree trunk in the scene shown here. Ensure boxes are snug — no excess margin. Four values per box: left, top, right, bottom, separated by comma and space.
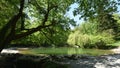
0, 32, 14, 52
0, 0, 55, 52
0, 0, 25, 52
0, 39, 12, 52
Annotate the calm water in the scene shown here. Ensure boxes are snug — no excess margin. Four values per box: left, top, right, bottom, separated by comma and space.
20, 47, 113, 56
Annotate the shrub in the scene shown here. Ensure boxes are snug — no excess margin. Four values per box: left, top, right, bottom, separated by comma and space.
67, 22, 115, 49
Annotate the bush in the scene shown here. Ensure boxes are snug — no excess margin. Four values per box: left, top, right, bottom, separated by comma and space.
67, 22, 115, 49
67, 31, 115, 48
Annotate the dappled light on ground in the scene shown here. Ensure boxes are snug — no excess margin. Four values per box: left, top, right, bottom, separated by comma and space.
0, 53, 120, 68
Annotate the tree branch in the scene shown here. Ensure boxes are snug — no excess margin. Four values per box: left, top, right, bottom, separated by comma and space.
19, 0, 25, 14
11, 0, 25, 34
41, 30, 54, 44
0, 0, 25, 52
42, 1, 50, 26
13, 0, 58, 40
13, 22, 55, 40
35, 0, 57, 26
0, 0, 25, 39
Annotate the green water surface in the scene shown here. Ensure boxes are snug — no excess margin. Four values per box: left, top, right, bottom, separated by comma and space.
20, 47, 113, 56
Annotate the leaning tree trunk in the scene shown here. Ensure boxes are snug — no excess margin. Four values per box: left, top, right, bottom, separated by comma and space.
0, 0, 56, 52
0, 35, 13, 52
0, 14, 21, 52
0, 0, 25, 52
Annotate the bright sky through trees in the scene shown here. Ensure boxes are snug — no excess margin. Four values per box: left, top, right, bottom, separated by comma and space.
66, 2, 120, 29
65, 3, 83, 25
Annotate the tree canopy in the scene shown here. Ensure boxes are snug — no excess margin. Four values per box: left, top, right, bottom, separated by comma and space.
0, 0, 120, 51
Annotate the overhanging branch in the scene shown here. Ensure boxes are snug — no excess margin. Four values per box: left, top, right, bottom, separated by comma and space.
13, 0, 58, 40
41, 30, 54, 44
14, 22, 55, 40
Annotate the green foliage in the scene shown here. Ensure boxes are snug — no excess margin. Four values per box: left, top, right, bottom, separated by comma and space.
67, 31, 115, 48
112, 13, 120, 40
0, 0, 75, 47
67, 21, 115, 49
0, 0, 19, 29
0, 0, 120, 50
74, 0, 119, 35
74, 0, 118, 20
13, 30, 69, 47
75, 21, 98, 35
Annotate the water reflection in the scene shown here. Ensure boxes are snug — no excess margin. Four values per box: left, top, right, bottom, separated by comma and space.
20, 47, 113, 56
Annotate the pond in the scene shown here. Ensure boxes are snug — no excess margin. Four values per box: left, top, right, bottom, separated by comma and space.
20, 47, 113, 56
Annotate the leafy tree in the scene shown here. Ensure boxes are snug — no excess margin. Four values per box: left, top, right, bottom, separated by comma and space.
74, 0, 118, 20
67, 21, 115, 48
74, 0, 119, 32
0, 0, 119, 52
0, 0, 75, 52
13, 19, 71, 47
112, 13, 120, 40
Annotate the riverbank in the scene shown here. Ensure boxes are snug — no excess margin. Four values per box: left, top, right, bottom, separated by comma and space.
0, 47, 120, 68
1, 46, 120, 54
111, 46, 120, 54
0, 53, 120, 68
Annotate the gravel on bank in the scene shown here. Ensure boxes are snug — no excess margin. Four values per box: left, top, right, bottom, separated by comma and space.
64, 54, 120, 68
0, 47, 120, 68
